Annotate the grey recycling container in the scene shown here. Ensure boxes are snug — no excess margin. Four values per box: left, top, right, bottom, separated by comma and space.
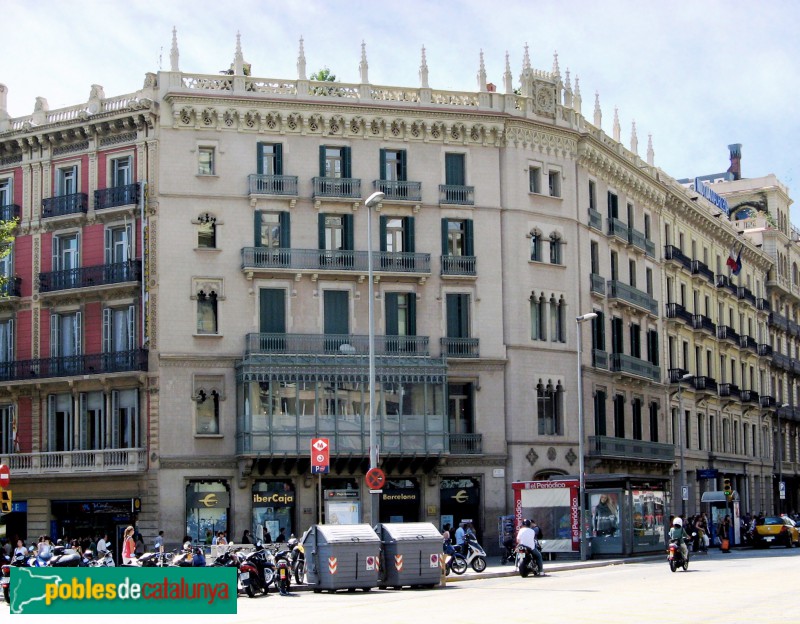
376, 522, 443, 589
301, 524, 381, 592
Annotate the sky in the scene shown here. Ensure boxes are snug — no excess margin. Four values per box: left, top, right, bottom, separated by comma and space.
3, 0, 799, 220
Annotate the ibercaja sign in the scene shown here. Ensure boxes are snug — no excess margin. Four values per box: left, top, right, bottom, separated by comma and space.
8, 568, 236, 614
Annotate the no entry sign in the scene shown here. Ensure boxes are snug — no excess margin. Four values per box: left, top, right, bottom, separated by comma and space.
365, 467, 386, 491
0, 464, 9, 488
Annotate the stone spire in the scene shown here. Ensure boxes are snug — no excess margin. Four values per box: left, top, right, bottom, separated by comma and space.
552, 51, 561, 81
169, 26, 179, 72
504, 51, 513, 94
574, 76, 582, 114
234, 31, 244, 75
297, 37, 307, 80
630, 120, 638, 154
419, 46, 429, 88
563, 68, 573, 108
477, 49, 487, 91
612, 107, 621, 141
359, 41, 369, 83
647, 134, 654, 166
522, 43, 532, 74
593, 92, 602, 128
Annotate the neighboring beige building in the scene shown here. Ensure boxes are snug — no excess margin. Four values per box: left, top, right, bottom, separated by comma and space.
0, 32, 795, 556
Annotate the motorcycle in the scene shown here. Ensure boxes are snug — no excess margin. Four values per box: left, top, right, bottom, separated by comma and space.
138, 551, 170, 567
667, 534, 694, 572
48, 546, 82, 567
515, 544, 542, 578
286, 538, 305, 584
240, 543, 275, 598
212, 545, 246, 595
91, 551, 116, 567
443, 540, 467, 576
461, 535, 487, 572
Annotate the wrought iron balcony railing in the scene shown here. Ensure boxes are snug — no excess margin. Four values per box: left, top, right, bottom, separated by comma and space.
312, 176, 361, 199
42, 193, 88, 218
39, 261, 141, 293
440, 337, 479, 358
715, 274, 739, 296
737, 286, 757, 306
668, 368, 689, 383
691, 260, 715, 284
609, 353, 660, 382
738, 334, 758, 352
588, 208, 602, 230
588, 435, 675, 463
740, 389, 760, 404
448, 433, 483, 454
0, 349, 148, 382
758, 343, 773, 357
590, 273, 606, 295
241, 247, 431, 274
772, 351, 792, 371
438, 184, 475, 205
664, 245, 692, 270
373, 180, 422, 202
665, 302, 692, 324
94, 183, 141, 210
441, 255, 476, 276
769, 311, 790, 332
691, 314, 716, 335
0, 204, 20, 221
760, 395, 776, 409
716, 325, 740, 343
0, 448, 147, 476
756, 298, 770, 312
245, 333, 429, 356
0, 276, 22, 298
718, 383, 740, 399
607, 217, 629, 242
248, 174, 299, 196
692, 376, 718, 393
607, 280, 658, 315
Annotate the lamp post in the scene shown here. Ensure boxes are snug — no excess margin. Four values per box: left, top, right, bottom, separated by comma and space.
576, 312, 597, 561
365, 190, 385, 527
778, 402, 789, 514
676, 372, 693, 519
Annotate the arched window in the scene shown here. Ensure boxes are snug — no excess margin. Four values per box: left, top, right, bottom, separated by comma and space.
530, 229, 542, 262
530, 293, 546, 341
549, 232, 563, 265
537, 380, 563, 436
197, 213, 217, 248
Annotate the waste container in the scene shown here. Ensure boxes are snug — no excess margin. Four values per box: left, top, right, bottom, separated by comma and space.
376, 522, 443, 589
302, 524, 381, 592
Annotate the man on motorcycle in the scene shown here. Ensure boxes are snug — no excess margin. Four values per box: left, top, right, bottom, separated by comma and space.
517, 519, 544, 574
668, 517, 690, 563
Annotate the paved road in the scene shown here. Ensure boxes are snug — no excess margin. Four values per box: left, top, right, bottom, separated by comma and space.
5, 548, 796, 623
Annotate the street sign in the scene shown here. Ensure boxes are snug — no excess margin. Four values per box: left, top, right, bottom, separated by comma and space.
0, 464, 9, 488
780, 481, 786, 500
681, 486, 689, 501
697, 469, 719, 480
311, 437, 330, 475
365, 467, 386, 490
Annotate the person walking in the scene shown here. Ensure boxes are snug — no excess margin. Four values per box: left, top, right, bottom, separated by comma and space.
121, 526, 136, 565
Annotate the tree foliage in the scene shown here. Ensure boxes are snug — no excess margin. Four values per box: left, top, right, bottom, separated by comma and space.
0, 218, 16, 296
310, 67, 336, 82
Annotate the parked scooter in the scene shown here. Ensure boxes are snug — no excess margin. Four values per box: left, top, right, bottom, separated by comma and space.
461, 534, 487, 572
211, 545, 246, 595
91, 550, 115, 567
515, 544, 542, 578
239, 543, 275, 598
286, 537, 305, 584
48, 545, 82, 567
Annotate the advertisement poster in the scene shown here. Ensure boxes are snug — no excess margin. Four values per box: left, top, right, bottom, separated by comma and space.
326, 501, 360, 525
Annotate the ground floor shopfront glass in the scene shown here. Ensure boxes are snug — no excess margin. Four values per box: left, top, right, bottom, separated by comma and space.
440, 476, 481, 540
251, 479, 296, 542
379, 478, 421, 523
185, 480, 230, 544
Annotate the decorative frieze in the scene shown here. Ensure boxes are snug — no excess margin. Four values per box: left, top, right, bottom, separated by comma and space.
99, 131, 137, 147
52, 140, 89, 156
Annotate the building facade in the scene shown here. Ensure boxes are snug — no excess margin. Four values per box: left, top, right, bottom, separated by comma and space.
0, 33, 796, 554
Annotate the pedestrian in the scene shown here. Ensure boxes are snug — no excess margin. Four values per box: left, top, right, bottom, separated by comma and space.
154, 531, 165, 554
217, 531, 228, 546
121, 526, 136, 565
134, 534, 145, 556
277, 527, 286, 543
97, 533, 108, 555
454, 522, 466, 555
241, 529, 252, 544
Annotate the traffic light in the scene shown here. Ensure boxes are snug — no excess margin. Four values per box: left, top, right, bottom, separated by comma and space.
0, 489, 10, 513
722, 478, 732, 499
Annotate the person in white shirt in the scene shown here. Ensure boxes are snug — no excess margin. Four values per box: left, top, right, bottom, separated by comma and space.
454, 523, 466, 555
97, 534, 108, 554
516, 519, 544, 574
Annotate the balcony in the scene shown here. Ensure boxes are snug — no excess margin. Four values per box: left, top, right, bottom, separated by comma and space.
609, 353, 660, 382
42, 193, 88, 219
241, 248, 431, 277
0, 204, 20, 221
718, 383, 740, 399
588, 435, 675, 463
440, 337, 479, 358
789, 320, 800, 339
738, 334, 758, 353
590, 273, 606, 296
0, 448, 147, 477
691, 314, 716, 335
772, 351, 792, 372
716, 325, 740, 344
607, 280, 658, 315
441, 255, 476, 277
607, 217, 629, 243
664, 245, 692, 271
588, 208, 602, 230
645, 239, 655, 258
758, 343, 773, 357
668, 368, 689, 383
665, 302, 692, 324
372, 180, 422, 203
39, 260, 142, 293
760, 395, 776, 409
628, 228, 650, 255
756, 298, 770, 312
448, 433, 483, 454
94, 183, 141, 210
715, 274, 738, 297
248, 174, 299, 196
0, 276, 22, 298
438, 184, 474, 206
312, 176, 361, 199
691, 260, 715, 284
737, 286, 757, 307
245, 333, 430, 357
769, 311, 790, 332
740, 389, 760, 404
592, 349, 608, 369
691, 376, 718, 393
0, 349, 148, 382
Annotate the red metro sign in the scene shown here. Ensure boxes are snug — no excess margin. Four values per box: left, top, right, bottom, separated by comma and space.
311, 438, 330, 474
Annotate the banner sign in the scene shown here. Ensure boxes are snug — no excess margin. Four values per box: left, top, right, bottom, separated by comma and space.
9, 568, 237, 614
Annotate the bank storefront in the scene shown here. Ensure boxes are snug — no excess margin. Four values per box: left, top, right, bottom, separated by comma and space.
251, 480, 296, 541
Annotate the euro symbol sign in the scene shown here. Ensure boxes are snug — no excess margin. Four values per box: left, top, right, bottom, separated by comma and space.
452, 490, 468, 504
199, 493, 218, 508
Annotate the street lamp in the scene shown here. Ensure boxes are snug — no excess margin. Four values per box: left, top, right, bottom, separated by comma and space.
365, 190, 385, 527
576, 311, 597, 561
676, 372, 693, 518
778, 402, 789, 514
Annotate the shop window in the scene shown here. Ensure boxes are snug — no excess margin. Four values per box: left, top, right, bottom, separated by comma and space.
251, 480, 295, 542
186, 480, 230, 544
